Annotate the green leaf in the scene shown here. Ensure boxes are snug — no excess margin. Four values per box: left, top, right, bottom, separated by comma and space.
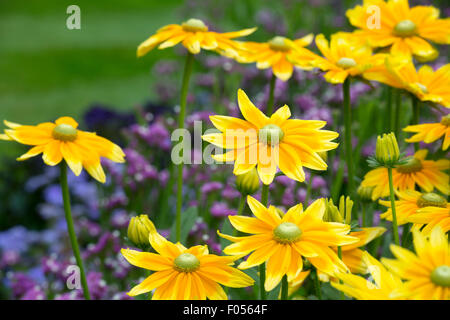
169, 206, 198, 244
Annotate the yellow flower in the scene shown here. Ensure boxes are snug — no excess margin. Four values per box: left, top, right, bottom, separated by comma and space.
331, 252, 405, 300
407, 200, 450, 235
290, 33, 387, 84
218, 196, 359, 291
379, 189, 449, 226
365, 56, 450, 108
346, 0, 450, 60
0, 117, 125, 183
336, 227, 386, 275
404, 114, 450, 150
121, 223, 254, 300
361, 149, 450, 200
382, 226, 450, 300
237, 34, 316, 81
202, 89, 339, 185
137, 18, 256, 57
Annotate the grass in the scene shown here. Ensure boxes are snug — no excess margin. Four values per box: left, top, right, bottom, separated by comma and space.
0, 0, 182, 156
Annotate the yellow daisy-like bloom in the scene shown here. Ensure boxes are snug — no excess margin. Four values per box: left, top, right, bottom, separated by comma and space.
365, 56, 450, 108
121, 225, 254, 300
379, 189, 449, 226
290, 33, 387, 84
202, 89, 339, 185
218, 196, 359, 291
408, 202, 450, 235
346, 0, 450, 60
0, 117, 125, 183
331, 252, 405, 300
382, 226, 450, 300
361, 149, 450, 200
137, 18, 256, 57
237, 34, 316, 81
336, 227, 386, 275
404, 114, 450, 150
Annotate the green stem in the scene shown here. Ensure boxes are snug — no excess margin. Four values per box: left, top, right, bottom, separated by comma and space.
232, 195, 246, 237
313, 267, 321, 300
387, 86, 393, 131
394, 90, 401, 137
281, 275, 288, 300
337, 247, 345, 300
266, 74, 276, 116
412, 97, 420, 151
343, 78, 355, 199
387, 167, 400, 246
60, 162, 91, 300
176, 52, 194, 242
260, 183, 269, 300
361, 204, 366, 227
401, 223, 411, 247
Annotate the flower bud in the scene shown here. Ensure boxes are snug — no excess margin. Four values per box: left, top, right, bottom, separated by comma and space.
127, 214, 156, 248
357, 185, 374, 202
235, 168, 260, 195
324, 196, 353, 224
375, 132, 400, 167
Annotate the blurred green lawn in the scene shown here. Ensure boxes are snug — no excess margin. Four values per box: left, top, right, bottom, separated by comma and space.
0, 0, 182, 156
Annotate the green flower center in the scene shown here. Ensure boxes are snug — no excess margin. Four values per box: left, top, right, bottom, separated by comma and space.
182, 18, 208, 32
52, 124, 78, 142
415, 82, 428, 94
273, 222, 302, 244
416, 193, 447, 208
336, 57, 357, 69
394, 20, 416, 37
173, 253, 200, 273
396, 157, 422, 173
430, 265, 450, 287
441, 114, 450, 127
259, 124, 284, 146
268, 36, 291, 52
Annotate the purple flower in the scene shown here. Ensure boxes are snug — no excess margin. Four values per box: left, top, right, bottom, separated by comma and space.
210, 202, 236, 218
201, 182, 223, 195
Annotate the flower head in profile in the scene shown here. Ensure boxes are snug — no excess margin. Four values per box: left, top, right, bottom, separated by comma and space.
331, 252, 405, 300
137, 18, 256, 57
0, 117, 125, 183
382, 226, 450, 300
346, 0, 450, 60
407, 198, 450, 235
237, 34, 316, 81
379, 189, 449, 227
361, 149, 450, 200
121, 220, 254, 300
290, 33, 387, 84
218, 196, 358, 291
365, 57, 450, 108
202, 89, 339, 185
404, 114, 450, 150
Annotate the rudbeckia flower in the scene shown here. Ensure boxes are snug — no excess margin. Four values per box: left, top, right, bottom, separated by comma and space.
0, 117, 125, 183
202, 89, 339, 185
237, 34, 317, 81
361, 149, 450, 200
407, 201, 450, 235
365, 57, 450, 108
382, 226, 450, 300
121, 222, 254, 300
218, 196, 359, 292
290, 33, 387, 84
331, 252, 405, 300
137, 18, 256, 57
379, 189, 449, 226
404, 114, 450, 150
346, 0, 450, 60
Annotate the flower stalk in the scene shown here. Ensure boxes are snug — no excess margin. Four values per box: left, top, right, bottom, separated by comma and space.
343, 78, 355, 199
60, 162, 91, 300
176, 52, 195, 242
